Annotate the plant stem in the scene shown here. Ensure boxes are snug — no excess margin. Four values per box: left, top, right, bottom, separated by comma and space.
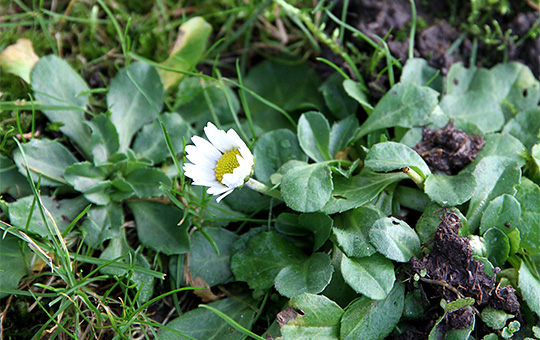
403, 167, 425, 190
245, 178, 283, 201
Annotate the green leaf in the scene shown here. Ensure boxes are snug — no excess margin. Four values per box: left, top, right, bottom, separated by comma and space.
244, 60, 324, 131
0, 155, 31, 198
329, 115, 359, 158
107, 61, 164, 151
356, 82, 439, 138
320, 73, 359, 119
395, 186, 432, 212
275, 252, 333, 298
341, 253, 395, 300
343, 79, 373, 114
189, 186, 246, 228
80, 203, 123, 248
424, 171, 477, 207
230, 232, 306, 290
253, 129, 306, 183
480, 194, 521, 235
181, 228, 238, 286
484, 228, 510, 267
0, 233, 29, 298
441, 63, 504, 133
275, 212, 333, 250
323, 170, 408, 214
469, 133, 528, 170
275, 213, 305, 236
369, 217, 421, 262
332, 204, 382, 258
128, 201, 189, 255
518, 260, 540, 318
13, 138, 77, 187
365, 141, 431, 177
321, 249, 359, 307
280, 293, 344, 340
158, 17, 212, 90
280, 162, 333, 213
65, 162, 106, 195
403, 290, 428, 320
502, 107, 540, 150
174, 78, 239, 129
400, 58, 443, 92
340, 282, 405, 340
0, 38, 39, 83
124, 168, 171, 198
490, 62, 540, 113
481, 307, 514, 330
132, 113, 193, 164
99, 235, 153, 304
298, 212, 333, 250
85, 114, 119, 165
31, 55, 92, 155
514, 177, 540, 256
297, 111, 332, 162
466, 156, 521, 232
158, 295, 258, 340
444, 297, 476, 312
8, 195, 88, 237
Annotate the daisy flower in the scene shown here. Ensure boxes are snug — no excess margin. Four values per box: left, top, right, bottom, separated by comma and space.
183, 122, 254, 202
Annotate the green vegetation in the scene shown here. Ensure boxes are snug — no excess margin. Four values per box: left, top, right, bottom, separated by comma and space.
1, 1, 540, 339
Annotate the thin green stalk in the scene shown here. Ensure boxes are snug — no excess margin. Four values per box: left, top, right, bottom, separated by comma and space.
245, 178, 283, 201
212, 0, 272, 55
72, 254, 166, 279
201, 78, 222, 127
124, 69, 183, 181
340, 0, 351, 42
130, 52, 298, 129
97, 0, 130, 65
408, 0, 417, 59
316, 57, 351, 80
275, 0, 362, 81
324, 9, 403, 71
199, 304, 266, 340
216, 71, 249, 142
14, 111, 26, 142
236, 60, 256, 141
403, 167, 425, 190
470, 38, 478, 66
14, 139, 75, 286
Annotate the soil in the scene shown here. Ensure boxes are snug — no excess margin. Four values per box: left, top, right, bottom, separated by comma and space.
337, 0, 540, 96
414, 121, 485, 175
409, 210, 520, 336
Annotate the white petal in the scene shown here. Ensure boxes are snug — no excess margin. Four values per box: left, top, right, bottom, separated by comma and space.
204, 122, 236, 153
207, 184, 230, 195
185, 147, 217, 170
238, 147, 254, 166
191, 136, 222, 161
216, 189, 234, 203
226, 129, 248, 150
221, 156, 251, 188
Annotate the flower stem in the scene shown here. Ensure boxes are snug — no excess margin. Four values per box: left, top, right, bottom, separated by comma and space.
245, 178, 283, 201
403, 167, 425, 190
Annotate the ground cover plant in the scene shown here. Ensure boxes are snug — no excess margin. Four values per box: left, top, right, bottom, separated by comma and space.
1, 0, 540, 339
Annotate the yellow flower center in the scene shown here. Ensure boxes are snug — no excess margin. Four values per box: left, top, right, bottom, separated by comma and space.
215, 149, 241, 184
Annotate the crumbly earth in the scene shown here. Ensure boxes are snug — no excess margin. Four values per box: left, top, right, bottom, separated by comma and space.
414, 122, 485, 175
409, 210, 519, 334
335, 0, 540, 97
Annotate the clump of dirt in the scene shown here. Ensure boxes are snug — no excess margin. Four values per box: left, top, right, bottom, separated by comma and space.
414, 121, 485, 175
410, 210, 519, 333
